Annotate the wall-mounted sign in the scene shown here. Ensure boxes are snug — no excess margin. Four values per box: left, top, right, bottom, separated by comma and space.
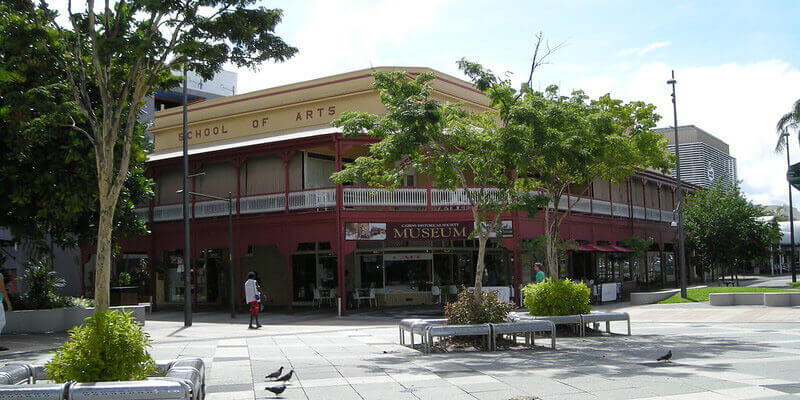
384, 253, 434, 261
345, 221, 513, 241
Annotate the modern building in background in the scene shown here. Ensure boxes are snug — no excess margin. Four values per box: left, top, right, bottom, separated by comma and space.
654, 125, 737, 189
100, 67, 698, 312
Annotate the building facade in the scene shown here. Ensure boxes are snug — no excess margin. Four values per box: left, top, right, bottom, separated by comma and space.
655, 125, 737, 189
102, 67, 697, 311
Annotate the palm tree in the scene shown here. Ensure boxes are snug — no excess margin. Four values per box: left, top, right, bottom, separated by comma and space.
776, 98, 800, 152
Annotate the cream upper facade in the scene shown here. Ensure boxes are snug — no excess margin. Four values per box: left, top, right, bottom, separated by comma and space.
148, 67, 491, 158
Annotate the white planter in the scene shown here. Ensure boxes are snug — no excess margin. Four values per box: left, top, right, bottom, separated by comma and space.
3, 306, 146, 334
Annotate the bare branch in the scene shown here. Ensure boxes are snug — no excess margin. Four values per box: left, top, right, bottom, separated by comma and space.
525, 32, 567, 90
60, 115, 96, 145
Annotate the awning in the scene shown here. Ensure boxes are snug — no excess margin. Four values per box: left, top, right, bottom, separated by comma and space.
575, 243, 633, 253
605, 244, 633, 253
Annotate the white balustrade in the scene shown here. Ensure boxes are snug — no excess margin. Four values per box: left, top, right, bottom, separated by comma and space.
431, 188, 500, 206
612, 202, 629, 217
632, 206, 646, 220
646, 208, 661, 221
133, 207, 149, 221
153, 204, 183, 222
661, 210, 675, 223
288, 188, 336, 210
343, 187, 427, 207
194, 199, 236, 218
240, 193, 285, 214
592, 200, 612, 216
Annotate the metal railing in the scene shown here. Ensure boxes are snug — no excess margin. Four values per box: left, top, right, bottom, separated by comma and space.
239, 193, 285, 214
343, 187, 427, 207
145, 186, 677, 224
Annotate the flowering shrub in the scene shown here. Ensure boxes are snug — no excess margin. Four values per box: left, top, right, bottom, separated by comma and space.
444, 287, 513, 325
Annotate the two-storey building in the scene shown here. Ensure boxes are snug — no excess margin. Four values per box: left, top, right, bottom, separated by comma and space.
96, 67, 695, 311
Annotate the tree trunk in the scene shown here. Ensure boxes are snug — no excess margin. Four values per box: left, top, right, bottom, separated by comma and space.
94, 193, 115, 312
544, 230, 559, 279
473, 235, 487, 301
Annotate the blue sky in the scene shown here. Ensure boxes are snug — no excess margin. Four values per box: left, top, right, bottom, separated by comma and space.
230, 0, 800, 207
56, 0, 800, 206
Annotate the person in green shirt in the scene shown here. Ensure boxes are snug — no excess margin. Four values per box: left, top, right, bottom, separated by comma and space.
533, 263, 546, 284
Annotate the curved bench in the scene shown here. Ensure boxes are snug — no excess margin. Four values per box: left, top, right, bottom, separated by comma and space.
69, 380, 192, 400
580, 312, 631, 336
424, 324, 491, 354
398, 319, 447, 347
0, 384, 66, 400
531, 315, 584, 336
0, 364, 32, 385
490, 321, 556, 350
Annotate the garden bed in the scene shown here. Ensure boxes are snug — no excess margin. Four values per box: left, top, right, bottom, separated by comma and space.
3, 305, 146, 334
657, 287, 792, 304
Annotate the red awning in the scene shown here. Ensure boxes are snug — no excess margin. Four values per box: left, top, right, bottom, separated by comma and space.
606, 244, 634, 253
576, 243, 603, 252
575, 243, 633, 253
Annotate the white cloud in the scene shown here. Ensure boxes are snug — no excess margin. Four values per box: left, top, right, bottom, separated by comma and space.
616, 41, 672, 57
228, 0, 451, 94
564, 60, 800, 207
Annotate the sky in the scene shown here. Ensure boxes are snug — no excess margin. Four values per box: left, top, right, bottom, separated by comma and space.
54, 0, 800, 207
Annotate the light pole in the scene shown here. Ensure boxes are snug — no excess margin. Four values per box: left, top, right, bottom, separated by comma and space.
783, 132, 797, 283
667, 70, 688, 298
178, 190, 237, 318
182, 64, 192, 326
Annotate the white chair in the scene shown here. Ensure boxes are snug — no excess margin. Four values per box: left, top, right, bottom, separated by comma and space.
431, 286, 441, 304
353, 289, 364, 309
367, 288, 377, 307
312, 288, 322, 308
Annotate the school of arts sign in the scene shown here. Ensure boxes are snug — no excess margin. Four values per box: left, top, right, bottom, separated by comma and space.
344, 221, 512, 241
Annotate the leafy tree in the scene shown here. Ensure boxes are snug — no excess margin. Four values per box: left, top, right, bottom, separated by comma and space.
776, 97, 800, 150
0, 4, 151, 250
683, 183, 781, 284
456, 61, 672, 278
18, 0, 297, 310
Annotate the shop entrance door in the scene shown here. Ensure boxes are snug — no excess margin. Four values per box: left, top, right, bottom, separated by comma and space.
196, 248, 229, 307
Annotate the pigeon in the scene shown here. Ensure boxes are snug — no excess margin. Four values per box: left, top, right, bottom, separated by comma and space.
265, 366, 283, 380
264, 384, 286, 397
657, 350, 672, 362
275, 369, 294, 382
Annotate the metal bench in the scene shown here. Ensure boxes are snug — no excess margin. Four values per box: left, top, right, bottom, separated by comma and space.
0, 384, 66, 400
580, 312, 630, 336
69, 380, 192, 400
398, 318, 446, 347
0, 364, 32, 385
163, 367, 204, 400
424, 324, 491, 354
530, 315, 584, 336
490, 321, 556, 350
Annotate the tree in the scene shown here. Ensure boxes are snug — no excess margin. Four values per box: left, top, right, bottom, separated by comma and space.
0, 4, 151, 251
19, 0, 297, 310
456, 61, 673, 278
776, 98, 800, 151
683, 183, 781, 284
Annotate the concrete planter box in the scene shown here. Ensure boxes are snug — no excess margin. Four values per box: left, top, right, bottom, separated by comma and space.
3, 306, 146, 334
764, 292, 800, 307
710, 293, 765, 306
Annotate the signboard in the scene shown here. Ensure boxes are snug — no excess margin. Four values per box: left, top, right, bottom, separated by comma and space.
345, 221, 513, 241
384, 253, 434, 261
789, 161, 800, 191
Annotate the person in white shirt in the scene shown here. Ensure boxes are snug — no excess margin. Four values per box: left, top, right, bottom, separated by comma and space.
244, 271, 262, 329
0, 271, 12, 351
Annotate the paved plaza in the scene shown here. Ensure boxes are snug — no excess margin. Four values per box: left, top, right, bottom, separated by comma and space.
2, 303, 800, 400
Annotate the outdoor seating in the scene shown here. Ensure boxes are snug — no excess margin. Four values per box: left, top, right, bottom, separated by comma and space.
68, 380, 192, 400
0, 384, 66, 400
580, 312, 631, 336
0, 364, 32, 385
398, 318, 447, 346
490, 321, 556, 350
313, 288, 335, 307
424, 324, 491, 354
353, 288, 376, 309
163, 366, 204, 400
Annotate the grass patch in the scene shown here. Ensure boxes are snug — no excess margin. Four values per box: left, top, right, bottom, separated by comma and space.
658, 287, 791, 304
790, 282, 800, 289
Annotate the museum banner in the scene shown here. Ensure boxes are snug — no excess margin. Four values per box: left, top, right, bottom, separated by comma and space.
345, 221, 512, 241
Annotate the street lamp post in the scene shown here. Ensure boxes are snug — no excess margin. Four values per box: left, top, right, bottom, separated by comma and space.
177, 190, 236, 318
667, 70, 688, 299
181, 65, 192, 327
783, 132, 797, 283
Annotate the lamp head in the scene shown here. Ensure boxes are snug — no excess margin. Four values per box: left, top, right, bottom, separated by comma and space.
666, 79, 676, 85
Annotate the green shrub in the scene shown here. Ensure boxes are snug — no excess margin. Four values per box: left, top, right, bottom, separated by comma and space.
117, 272, 133, 286
444, 287, 513, 325
67, 297, 95, 309
19, 257, 68, 310
523, 278, 591, 316
46, 310, 155, 383
790, 282, 800, 289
